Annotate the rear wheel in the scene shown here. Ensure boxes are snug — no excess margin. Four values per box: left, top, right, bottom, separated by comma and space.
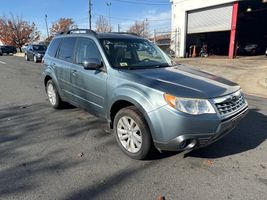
46, 80, 63, 109
114, 106, 152, 160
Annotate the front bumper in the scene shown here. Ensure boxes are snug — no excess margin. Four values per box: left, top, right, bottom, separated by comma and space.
150, 104, 248, 152
36, 54, 44, 60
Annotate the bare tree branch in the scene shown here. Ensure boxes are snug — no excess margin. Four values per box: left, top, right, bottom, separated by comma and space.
95, 16, 112, 33
128, 20, 149, 38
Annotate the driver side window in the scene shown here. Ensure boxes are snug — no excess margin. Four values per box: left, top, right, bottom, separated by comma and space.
75, 38, 102, 66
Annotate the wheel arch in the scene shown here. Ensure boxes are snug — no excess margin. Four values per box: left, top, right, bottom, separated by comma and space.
44, 75, 52, 87
109, 97, 156, 140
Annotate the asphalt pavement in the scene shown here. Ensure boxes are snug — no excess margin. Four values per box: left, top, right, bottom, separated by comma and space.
0, 56, 266, 200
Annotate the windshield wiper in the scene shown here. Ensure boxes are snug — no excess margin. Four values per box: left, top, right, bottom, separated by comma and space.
155, 63, 171, 68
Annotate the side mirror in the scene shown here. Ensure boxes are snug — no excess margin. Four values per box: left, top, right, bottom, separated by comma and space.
82, 58, 103, 70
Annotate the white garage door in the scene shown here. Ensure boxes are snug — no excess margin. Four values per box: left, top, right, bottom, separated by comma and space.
187, 4, 233, 34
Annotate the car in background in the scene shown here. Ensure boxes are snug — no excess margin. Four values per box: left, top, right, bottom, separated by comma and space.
0, 45, 17, 56
237, 43, 264, 56
25, 44, 47, 62
39, 41, 50, 47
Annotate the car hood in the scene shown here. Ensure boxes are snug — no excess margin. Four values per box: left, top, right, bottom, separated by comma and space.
34, 50, 46, 54
118, 65, 240, 99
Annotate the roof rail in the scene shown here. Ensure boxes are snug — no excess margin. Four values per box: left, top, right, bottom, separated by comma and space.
57, 29, 97, 36
110, 32, 141, 37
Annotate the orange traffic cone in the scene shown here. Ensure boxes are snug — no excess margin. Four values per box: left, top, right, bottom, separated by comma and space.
192, 45, 196, 57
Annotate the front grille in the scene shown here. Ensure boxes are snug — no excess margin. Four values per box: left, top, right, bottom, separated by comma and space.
214, 91, 246, 116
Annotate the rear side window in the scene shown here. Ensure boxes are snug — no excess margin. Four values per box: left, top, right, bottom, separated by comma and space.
47, 38, 61, 57
58, 37, 77, 62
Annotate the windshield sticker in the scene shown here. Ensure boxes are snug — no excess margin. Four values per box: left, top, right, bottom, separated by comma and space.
120, 62, 128, 67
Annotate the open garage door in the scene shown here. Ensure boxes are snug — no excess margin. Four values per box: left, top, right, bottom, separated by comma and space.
186, 4, 234, 57
187, 4, 233, 34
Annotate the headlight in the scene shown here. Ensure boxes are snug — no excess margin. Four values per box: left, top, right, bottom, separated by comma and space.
164, 94, 216, 115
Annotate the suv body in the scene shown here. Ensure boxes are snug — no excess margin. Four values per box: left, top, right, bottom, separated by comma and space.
42, 29, 248, 159
25, 44, 47, 62
0, 45, 17, 55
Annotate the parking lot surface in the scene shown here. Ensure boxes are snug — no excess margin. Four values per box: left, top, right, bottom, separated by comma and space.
0, 56, 267, 200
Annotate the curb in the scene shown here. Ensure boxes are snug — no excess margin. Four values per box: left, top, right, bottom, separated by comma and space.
14, 53, 24, 57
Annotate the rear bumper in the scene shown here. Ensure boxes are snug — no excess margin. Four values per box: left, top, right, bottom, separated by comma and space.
153, 106, 248, 151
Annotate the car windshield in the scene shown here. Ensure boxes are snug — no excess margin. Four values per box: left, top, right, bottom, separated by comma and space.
99, 38, 173, 69
33, 45, 46, 51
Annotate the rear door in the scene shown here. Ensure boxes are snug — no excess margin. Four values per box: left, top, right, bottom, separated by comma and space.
70, 37, 107, 117
54, 37, 77, 100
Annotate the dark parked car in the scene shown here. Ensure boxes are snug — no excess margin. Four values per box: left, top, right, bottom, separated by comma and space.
237, 43, 264, 56
42, 29, 248, 159
0, 45, 17, 56
25, 44, 47, 62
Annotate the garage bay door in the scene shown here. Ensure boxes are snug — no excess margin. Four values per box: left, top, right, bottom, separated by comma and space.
187, 4, 233, 34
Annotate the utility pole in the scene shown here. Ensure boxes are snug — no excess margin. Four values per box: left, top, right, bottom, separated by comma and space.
154, 29, 156, 43
106, 2, 112, 32
89, 0, 92, 30
144, 18, 148, 37
45, 14, 49, 38
118, 24, 120, 32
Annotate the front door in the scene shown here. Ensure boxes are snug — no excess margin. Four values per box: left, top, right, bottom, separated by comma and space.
70, 37, 107, 117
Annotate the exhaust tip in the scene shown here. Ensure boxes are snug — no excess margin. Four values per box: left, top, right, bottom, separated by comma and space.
179, 139, 197, 150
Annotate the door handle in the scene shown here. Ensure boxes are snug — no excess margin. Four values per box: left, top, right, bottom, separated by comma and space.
51, 63, 56, 69
72, 70, 78, 77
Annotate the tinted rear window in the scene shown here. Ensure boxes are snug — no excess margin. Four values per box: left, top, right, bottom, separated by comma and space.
33, 45, 46, 51
58, 37, 77, 62
47, 38, 61, 57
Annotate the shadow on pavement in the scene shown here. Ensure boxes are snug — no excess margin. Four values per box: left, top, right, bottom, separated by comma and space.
0, 103, 106, 198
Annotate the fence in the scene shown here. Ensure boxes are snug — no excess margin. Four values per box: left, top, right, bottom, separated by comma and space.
150, 28, 180, 57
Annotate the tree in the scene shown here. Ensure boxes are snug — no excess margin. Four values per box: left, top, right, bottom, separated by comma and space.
28, 22, 41, 43
0, 14, 41, 51
95, 16, 112, 33
128, 20, 149, 38
50, 18, 77, 37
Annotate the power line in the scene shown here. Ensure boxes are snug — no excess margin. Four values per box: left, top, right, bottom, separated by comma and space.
93, 13, 170, 22
110, 0, 169, 6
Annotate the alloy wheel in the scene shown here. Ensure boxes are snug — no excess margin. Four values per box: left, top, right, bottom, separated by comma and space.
117, 116, 142, 153
47, 83, 57, 106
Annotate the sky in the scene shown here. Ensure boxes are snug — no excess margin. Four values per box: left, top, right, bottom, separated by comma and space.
0, 0, 171, 39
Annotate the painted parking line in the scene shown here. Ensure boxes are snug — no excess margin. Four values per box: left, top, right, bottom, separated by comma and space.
0, 60, 7, 65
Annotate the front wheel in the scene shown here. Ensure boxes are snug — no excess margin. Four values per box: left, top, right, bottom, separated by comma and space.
25, 54, 29, 61
114, 106, 152, 160
46, 80, 63, 109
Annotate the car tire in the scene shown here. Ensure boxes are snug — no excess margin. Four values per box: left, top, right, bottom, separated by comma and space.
25, 54, 29, 61
46, 79, 63, 109
114, 106, 152, 160
33, 55, 38, 63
